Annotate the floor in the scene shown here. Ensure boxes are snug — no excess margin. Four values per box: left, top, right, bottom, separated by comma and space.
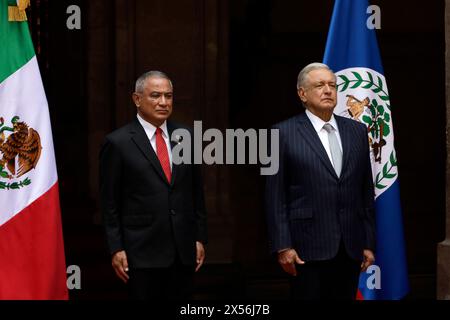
64, 224, 436, 300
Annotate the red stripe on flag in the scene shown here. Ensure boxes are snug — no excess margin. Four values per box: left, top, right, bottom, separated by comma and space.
356, 289, 364, 300
0, 183, 68, 300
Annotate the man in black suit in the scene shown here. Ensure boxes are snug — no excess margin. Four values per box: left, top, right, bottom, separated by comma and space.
100, 71, 207, 300
265, 63, 376, 300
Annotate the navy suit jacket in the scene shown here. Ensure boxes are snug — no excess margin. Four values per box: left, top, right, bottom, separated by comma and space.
99, 117, 207, 269
265, 112, 375, 262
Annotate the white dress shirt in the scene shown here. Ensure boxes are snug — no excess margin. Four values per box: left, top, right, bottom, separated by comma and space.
305, 109, 343, 167
136, 114, 173, 169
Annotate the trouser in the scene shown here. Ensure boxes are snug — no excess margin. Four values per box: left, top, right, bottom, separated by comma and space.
290, 241, 362, 300
128, 256, 195, 300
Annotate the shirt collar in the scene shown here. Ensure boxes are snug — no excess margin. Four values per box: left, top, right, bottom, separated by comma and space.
305, 109, 339, 133
136, 114, 169, 138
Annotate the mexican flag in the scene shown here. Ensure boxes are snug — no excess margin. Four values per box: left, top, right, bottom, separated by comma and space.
0, 0, 68, 299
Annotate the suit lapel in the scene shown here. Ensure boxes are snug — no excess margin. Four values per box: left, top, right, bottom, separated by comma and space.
167, 121, 178, 187
335, 115, 351, 177
296, 112, 338, 179
130, 118, 170, 185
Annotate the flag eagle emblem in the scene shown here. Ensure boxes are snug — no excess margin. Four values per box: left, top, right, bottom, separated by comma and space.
0, 116, 42, 181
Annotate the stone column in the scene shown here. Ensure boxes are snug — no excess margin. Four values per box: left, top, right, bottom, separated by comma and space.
437, 0, 450, 300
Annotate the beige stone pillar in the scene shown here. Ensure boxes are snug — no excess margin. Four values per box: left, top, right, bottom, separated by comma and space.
437, 0, 450, 300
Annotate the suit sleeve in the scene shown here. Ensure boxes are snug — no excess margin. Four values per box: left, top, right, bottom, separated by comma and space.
187, 125, 207, 244
99, 137, 124, 255
265, 126, 292, 254
193, 163, 208, 244
360, 124, 376, 251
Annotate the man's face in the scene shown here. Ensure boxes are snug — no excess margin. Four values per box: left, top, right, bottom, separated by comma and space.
298, 68, 337, 114
132, 77, 173, 127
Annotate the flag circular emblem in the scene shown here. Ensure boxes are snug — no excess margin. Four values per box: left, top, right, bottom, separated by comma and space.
0, 116, 42, 190
334, 67, 398, 196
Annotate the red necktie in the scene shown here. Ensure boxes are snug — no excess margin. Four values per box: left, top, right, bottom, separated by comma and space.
155, 127, 171, 183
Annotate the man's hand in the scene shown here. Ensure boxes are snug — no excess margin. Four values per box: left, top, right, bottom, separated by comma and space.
361, 249, 375, 272
195, 241, 205, 272
278, 249, 305, 276
111, 250, 129, 283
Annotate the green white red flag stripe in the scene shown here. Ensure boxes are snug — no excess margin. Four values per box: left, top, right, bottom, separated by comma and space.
0, 0, 68, 299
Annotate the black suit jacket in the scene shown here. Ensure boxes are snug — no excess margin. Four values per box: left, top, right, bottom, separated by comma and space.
99, 117, 207, 269
265, 112, 375, 262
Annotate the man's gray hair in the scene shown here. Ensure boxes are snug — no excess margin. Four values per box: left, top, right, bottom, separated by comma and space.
296, 62, 335, 90
135, 70, 173, 93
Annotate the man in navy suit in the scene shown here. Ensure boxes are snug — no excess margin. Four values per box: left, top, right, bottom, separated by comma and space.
265, 63, 376, 300
100, 71, 207, 299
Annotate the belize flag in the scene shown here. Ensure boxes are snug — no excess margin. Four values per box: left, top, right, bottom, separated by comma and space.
323, 0, 409, 299
0, 0, 68, 299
